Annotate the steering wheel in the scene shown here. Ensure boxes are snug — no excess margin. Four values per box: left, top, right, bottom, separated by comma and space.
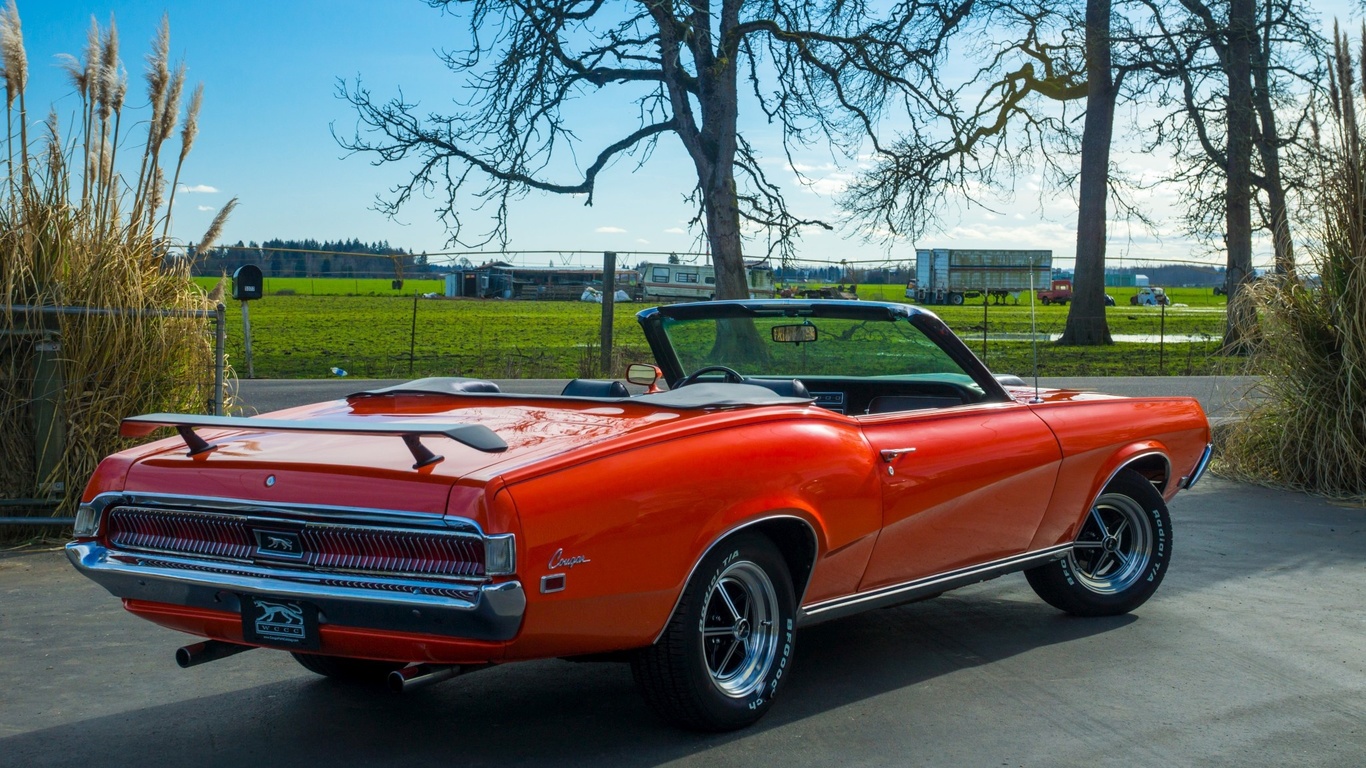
677, 365, 745, 387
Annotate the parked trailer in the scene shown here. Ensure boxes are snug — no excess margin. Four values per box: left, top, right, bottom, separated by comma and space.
910, 248, 1052, 305
637, 261, 776, 302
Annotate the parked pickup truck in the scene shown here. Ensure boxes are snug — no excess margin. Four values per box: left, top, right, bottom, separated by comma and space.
1037, 279, 1073, 305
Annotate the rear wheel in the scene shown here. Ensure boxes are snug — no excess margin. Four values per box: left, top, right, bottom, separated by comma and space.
1026, 469, 1171, 616
292, 652, 407, 684
632, 533, 796, 731
949, 292, 964, 306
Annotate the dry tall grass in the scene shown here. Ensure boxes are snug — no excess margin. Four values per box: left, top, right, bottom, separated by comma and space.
1218, 25, 1366, 499
1, 5, 234, 518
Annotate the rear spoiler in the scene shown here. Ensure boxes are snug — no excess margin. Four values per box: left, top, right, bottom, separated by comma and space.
121, 413, 507, 469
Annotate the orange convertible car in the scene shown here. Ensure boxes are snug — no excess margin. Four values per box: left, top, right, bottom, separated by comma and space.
68, 299, 1211, 731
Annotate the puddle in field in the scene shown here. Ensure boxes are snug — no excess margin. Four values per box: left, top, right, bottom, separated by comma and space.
971, 332, 1221, 343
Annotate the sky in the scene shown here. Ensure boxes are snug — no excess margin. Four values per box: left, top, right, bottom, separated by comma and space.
15, 0, 1359, 272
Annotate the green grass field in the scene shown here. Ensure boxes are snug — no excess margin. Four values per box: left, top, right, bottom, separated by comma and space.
205, 279, 1238, 380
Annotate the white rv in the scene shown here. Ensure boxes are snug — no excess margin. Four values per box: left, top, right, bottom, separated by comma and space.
637, 261, 775, 302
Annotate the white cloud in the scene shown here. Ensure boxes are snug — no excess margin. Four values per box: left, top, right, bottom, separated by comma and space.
180, 184, 218, 193
595, 226, 627, 234
197, 205, 215, 212
790, 161, 839, 174
804, 172, 852, 196
636, 238, 650, 245
664, 227, 686, 234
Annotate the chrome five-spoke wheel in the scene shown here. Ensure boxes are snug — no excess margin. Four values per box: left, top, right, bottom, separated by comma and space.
1068, 493, 1153, 594
702, 560, 780, 698
633, 533, 797, 731
1025, 469, 1172, 617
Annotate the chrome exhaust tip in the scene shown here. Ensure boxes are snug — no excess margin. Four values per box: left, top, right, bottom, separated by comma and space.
176, 640, 255, 668
387, 663, 462, 693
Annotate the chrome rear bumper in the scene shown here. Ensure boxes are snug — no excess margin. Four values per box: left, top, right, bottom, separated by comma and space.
66, 541, 525, 641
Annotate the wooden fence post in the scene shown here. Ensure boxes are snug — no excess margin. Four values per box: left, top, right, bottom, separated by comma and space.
601, 252, 616, 376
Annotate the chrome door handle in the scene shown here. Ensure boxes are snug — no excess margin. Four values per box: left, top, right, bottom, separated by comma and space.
880, 447, 916, 462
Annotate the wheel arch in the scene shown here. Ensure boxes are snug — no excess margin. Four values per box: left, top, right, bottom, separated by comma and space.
652, 514, 820, 645
1092, 448, 1173, 508
1112, 450, 1172, 493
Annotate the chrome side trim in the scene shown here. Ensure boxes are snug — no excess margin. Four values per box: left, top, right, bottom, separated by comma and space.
84, 491, 483, 534
650, 514, 821, 645
797, 543, 1073, 627
1181, 443, 1214, 489
66, 541, 525, 641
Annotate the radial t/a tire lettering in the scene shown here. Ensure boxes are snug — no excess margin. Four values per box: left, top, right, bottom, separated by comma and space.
1026, 469, 1172, 617
632, 533, 797, 731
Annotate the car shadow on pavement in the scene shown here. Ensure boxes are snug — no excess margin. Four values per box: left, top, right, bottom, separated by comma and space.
0, 590, 1128, 768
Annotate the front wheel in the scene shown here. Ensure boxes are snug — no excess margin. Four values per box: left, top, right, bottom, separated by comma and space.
632, 533, 796, 731
1025, 469, 1171, 616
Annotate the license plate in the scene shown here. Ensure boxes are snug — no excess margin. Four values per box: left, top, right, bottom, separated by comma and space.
240, 595, 319, 650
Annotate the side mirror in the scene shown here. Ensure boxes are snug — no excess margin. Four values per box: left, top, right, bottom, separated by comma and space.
626, 363, 663, 393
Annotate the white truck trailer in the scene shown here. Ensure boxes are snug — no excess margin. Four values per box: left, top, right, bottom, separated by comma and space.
910, 248, 1052, 305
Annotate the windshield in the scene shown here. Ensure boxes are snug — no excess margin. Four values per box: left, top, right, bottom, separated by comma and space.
659, 312, 981, 390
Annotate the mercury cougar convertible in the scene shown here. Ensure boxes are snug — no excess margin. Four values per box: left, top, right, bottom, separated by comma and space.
68, 300, 1211, 731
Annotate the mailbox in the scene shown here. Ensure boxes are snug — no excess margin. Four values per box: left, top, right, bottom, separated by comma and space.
232, 265, 263, 301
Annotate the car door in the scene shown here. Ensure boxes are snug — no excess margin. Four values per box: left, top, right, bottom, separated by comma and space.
857, 401, 1063, 590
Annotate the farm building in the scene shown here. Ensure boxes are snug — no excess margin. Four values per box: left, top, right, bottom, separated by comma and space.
444, 263, 641, 300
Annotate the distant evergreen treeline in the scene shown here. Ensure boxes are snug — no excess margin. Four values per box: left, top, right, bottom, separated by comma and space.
191, 239, 436, 279
1095, 264, 1227, 288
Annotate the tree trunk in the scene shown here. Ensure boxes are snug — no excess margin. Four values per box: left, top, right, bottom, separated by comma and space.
1059, 0, 1115, 346
1224, 0, 1257, 352
705, 170, 748, 300
1252, 4, 1293, 276
703, 165, 767, 364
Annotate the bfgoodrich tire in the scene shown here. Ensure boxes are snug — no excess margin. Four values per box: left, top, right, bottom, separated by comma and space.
291, 652, 406, 684
1026, 469, 1172, 617
632, 533, 797, 731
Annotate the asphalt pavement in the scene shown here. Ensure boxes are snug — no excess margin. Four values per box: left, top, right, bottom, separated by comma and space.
1, 476, 1362, 767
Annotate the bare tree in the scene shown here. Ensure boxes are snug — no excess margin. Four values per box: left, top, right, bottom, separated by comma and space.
337, 0, 969, 304
1068, 0, 1122, 344
840, 0, 1149, 345
1133, 0, 1325, 349
840, 2, 1087, 243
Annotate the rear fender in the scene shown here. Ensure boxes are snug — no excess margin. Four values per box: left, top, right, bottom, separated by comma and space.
500, 419, 878, 659
650, 511, 825, 645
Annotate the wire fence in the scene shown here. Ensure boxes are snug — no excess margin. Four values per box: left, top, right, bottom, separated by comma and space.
1, 304, 227, 531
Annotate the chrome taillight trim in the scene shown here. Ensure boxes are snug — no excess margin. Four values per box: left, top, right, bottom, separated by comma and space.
73, 503, 101, 537
83, 492, 518, 583
82, 491, 484, 533
485, 533, 517, 576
